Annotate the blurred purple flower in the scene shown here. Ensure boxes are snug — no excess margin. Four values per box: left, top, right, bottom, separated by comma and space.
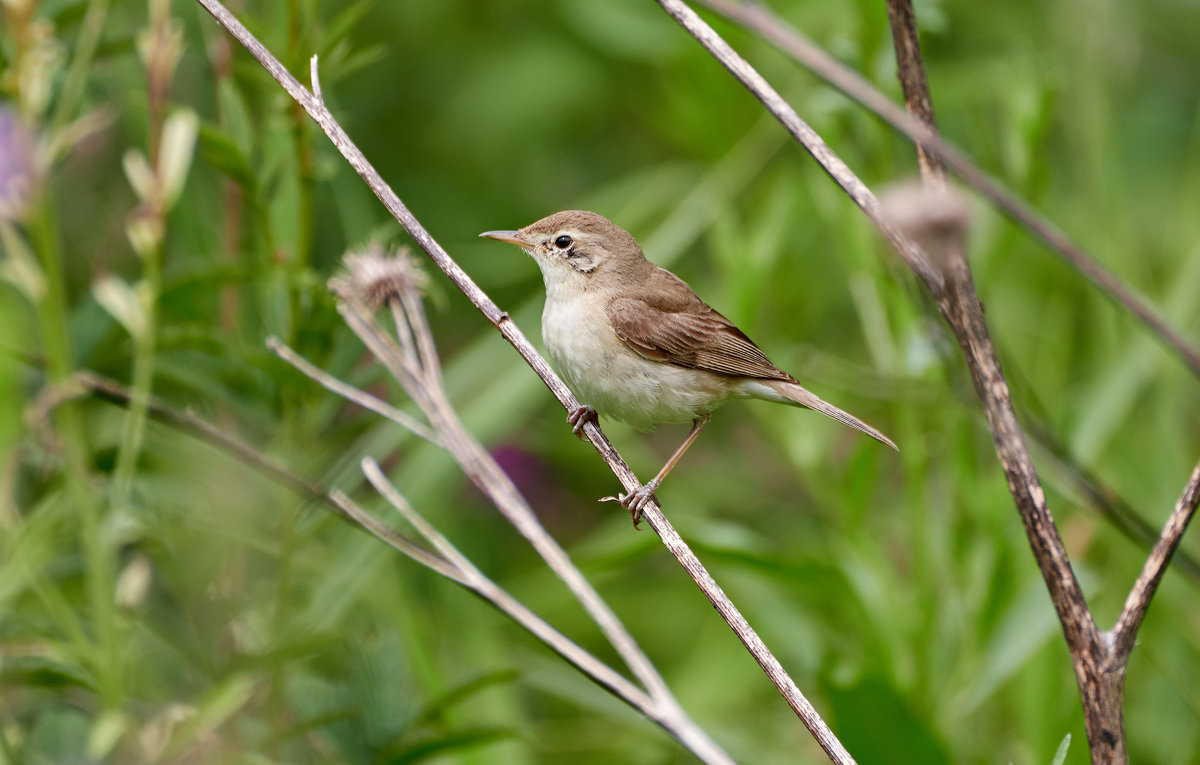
0, 106, 37, 222
490, 444, 594, 535
491, 445, 550, 498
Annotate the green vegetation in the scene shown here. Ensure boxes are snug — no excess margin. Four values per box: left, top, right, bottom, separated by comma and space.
2, 0, 1198, 762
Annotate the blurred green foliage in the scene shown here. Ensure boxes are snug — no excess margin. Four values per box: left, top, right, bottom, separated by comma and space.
1, 0, 1199, 762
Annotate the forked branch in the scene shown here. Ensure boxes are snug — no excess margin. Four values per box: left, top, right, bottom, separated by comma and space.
880, 1, 1193, 761
1111, 459, 1200, 656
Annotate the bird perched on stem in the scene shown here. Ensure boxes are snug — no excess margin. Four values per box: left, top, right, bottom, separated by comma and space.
481, 210, 895, 522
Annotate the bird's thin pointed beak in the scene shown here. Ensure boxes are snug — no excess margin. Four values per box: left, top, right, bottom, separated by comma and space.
479, 229, 529, 247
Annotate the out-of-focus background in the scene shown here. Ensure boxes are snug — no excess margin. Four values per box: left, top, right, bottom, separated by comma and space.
2, 0, 1199, 762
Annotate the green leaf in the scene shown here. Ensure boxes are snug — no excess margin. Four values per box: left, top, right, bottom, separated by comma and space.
1051, 733, 1071, 765
380, 727, 518, 765
198, 122, 258, 191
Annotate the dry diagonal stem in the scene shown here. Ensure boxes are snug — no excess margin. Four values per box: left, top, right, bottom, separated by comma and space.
289, 257, 734, 764
266, 336, 440, 446
193, 3, 854, 761
329, 481, 657, 718
653, 0, 940, 292
693, 0, 1200, 380
1110, 458, 1200, 656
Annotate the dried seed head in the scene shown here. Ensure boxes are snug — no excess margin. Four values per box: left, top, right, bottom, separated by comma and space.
879, 179, 971, 273
332, 243, 426, 309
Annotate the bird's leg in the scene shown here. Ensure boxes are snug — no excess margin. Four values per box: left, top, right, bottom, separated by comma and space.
567, 405, 599, 440
620, 413, 711, 525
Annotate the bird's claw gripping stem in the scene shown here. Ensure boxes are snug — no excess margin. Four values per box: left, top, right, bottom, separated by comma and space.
601, 479, 661, 528
567, 405, 599, 439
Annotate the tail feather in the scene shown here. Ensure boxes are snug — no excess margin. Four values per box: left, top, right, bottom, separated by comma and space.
757, 379, 898, 451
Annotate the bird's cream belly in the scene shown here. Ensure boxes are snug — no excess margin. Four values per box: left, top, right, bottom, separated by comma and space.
542, 296, 728, 430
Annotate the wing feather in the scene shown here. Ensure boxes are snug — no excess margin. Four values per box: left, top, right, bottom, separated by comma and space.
607, 296, 793, 381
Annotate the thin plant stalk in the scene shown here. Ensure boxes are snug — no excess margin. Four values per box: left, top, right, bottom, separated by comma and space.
29, 195, 120, 708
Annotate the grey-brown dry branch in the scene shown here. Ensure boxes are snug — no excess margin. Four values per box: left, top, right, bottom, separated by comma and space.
882, 2, 1200, 761
1111, 458, 1200, 655
192, 3, 854, 761
693, 0, 1200, 381
1018, 409, 1200, 587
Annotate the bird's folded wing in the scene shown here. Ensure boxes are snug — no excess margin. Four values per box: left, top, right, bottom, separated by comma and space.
607, 297, 792, 381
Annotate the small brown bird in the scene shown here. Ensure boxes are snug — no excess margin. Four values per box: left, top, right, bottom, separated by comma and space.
481, 210, 895, 518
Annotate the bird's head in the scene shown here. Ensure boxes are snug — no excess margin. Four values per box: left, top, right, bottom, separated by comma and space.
480, 210, 647, 294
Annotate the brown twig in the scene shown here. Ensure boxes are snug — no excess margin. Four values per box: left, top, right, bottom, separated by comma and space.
192, 2, 854, 761
1020, 411, 1200, 588
1111, 459, 1200, 656
883, 0, 942, 179
692, 0, 1200, 381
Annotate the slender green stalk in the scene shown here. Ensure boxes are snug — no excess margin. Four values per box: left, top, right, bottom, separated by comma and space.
266, 1, 312, 734
29, 194, 120, 708
50, 0, 112, 135
267, 501, 297, 758
109, 241, 160, 510
286, 0, 315, 345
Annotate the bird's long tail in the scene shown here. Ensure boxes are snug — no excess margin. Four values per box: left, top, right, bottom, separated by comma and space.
754, 379, 898, 450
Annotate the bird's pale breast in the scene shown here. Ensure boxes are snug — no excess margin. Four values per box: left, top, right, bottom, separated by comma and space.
541, 290, 728, 430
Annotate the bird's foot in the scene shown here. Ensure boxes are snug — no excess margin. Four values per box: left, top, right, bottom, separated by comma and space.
567, 405, 598, 440
601, 479, 661, 528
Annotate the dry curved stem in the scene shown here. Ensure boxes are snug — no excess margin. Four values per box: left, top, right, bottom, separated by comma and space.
74, 365, 720, 758
692, 0, 1200, 380
266, 336, 440, 446
193, 2, 854, 761
1110, 458, 1200, 655
329, 482, 659, 717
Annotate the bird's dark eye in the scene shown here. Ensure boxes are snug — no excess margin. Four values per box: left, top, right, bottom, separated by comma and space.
554, 235, 573, 249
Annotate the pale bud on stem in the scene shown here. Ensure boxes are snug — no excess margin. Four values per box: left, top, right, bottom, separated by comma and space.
879, 179, 971, 281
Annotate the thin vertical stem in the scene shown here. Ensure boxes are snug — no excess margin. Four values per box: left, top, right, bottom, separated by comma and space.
882, 2, 1119, 760
30, 195, 119, 707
